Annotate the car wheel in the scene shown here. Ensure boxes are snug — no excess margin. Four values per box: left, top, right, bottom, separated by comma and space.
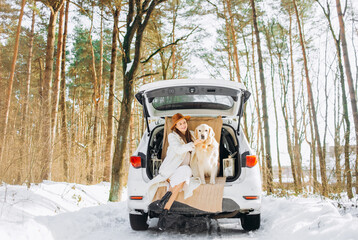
129, 213, 149, 231
240, 214, 260, 231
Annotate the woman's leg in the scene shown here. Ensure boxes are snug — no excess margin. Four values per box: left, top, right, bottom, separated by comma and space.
157, 182, 185, 230
158, 166, 191, 230
161, 165, 191, 210
155, 181, 172, 209
164, 182, 184, 210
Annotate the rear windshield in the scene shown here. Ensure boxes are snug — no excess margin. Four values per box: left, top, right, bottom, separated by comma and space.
152, 95, 234, 111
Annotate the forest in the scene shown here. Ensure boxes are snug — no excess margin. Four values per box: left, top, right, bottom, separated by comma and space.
0, 0, 357, 201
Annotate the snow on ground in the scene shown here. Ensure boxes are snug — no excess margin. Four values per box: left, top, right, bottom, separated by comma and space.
0, 182, 357, 240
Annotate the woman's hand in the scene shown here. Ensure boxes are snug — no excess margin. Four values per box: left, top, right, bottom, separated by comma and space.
193, 139, 204, 146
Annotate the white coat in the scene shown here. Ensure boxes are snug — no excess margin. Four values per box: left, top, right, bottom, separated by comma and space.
146, 131, 201, 204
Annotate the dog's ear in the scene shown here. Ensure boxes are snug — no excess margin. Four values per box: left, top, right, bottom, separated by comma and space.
194, 127, 199, 140
209, 126, 215, 138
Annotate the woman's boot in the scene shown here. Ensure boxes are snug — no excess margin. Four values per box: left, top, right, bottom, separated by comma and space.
157, 209, 169, 230
156, 191, 172, 209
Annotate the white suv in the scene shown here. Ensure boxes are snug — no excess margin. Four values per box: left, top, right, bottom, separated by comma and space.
127, 79, 262, 231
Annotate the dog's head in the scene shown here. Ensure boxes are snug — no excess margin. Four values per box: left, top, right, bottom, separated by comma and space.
195, 124, 215, 142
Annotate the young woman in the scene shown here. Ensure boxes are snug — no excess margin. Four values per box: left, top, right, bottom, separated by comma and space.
146, 113, 203, 229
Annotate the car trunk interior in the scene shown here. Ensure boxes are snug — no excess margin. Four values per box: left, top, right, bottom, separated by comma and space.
146, 120, 241, 182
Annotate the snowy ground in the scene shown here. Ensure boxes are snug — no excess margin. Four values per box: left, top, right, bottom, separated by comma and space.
1, 182, 358, 240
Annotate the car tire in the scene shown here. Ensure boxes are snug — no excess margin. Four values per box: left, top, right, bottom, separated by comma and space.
129, 213, 149, 231
240, 214, 260, 231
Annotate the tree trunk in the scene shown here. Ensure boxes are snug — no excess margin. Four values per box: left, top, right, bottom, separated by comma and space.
322, 36, 330, 194
290, 12, 303, 191
41, 10, 57, 181
251, 0, 273, 193
308, 101, 318, 193
293, 0, 328, 196
171, 0, 178, 78
99, 5, 104, 96
331, 56, 342, 192
223, 2, 233, 81
265, 25, 282, 187
317, 0, 352, 196
334, 14, 352, 199
335, 0, 358, 194
38, 58, 43, 102
110, 75, 133, 201
87, 3, 99, 184
284, 104, 298, 192
95, 5, 104, 181
60, 0, 70, 181
242, 34, 251, 141
91, 7, 104, 183
51, 4, 65, 178
0, 0, 26, 165
104, 7, 120, 182
70, 88, 77, 181
333, 115, 342, 192
21, 0, 36, 183
280, 71, 298, 193
109, 0, 167, 202
39, 0, 65, 181
251, 29, 267, 190
288, 11, 302, 191
224, 0, 241, 82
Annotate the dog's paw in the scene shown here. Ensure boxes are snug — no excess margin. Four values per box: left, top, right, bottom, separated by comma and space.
210, 180, 215, 184
200, 179, 206, 184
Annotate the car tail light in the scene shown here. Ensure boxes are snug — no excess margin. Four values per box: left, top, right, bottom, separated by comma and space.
243, 196, 259, 200
130, 156, 142, 168
130, 196, 143, 200
246, 155, 257, 168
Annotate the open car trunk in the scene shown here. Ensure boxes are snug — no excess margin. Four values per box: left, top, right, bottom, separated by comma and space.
146, 122, 241, 183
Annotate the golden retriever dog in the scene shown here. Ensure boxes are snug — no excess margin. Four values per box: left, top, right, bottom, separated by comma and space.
191, 124, 219, 184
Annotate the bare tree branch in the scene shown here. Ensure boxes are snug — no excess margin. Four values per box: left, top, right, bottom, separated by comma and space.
136, 72, 160, 79
141, 26, 198, 64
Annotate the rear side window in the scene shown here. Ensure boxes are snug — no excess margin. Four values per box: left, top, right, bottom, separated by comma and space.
152, 95, 234, 111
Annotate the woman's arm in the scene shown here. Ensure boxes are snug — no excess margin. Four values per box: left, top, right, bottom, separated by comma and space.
167, 133, 195, 154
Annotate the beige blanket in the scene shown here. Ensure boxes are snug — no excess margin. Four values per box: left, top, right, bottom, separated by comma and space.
153, 177, 226, 213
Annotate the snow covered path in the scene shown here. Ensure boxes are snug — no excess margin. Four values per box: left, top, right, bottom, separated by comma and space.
1, 182, 357, 240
